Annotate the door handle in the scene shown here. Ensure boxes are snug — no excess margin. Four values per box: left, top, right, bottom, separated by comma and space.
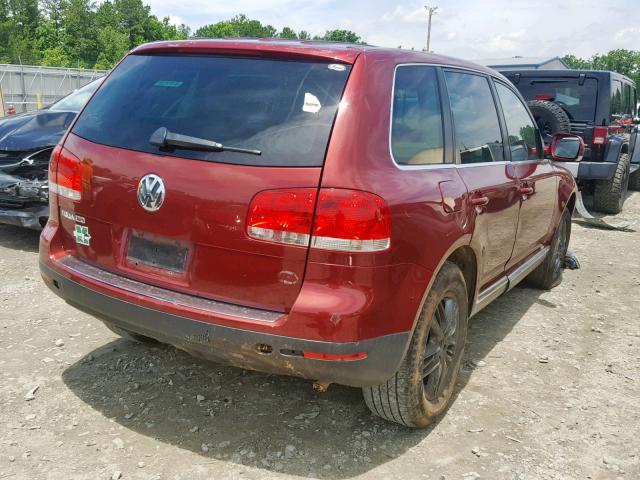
470, 195, 489, 214
470, 195, 489, 206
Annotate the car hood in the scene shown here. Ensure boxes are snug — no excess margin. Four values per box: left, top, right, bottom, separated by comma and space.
0, 110, 77, 152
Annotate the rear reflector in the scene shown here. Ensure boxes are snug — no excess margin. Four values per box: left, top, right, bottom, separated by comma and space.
302, 351, 368, 361
49, 147, 85, 201
535, 94, 554, 101
592, 126, 608, 145
246, 188, 391, 252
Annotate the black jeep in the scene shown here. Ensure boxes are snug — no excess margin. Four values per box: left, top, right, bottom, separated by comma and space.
500, 69, 640, 214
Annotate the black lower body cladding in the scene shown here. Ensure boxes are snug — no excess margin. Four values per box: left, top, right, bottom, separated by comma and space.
40, 261, 411, 388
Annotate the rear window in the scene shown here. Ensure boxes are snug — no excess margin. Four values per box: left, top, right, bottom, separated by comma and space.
72, 55, 351, 167
513, 77, 598, 122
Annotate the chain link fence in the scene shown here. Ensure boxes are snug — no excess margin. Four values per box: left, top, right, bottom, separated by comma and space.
0, 64, 107, 114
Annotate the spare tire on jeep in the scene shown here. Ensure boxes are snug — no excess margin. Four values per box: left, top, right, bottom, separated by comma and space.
527, 100, 571, 138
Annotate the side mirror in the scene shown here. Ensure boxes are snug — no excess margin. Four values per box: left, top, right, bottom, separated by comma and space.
550, 133, 585, 162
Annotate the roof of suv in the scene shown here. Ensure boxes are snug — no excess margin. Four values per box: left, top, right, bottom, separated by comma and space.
131, 38, 500, 76
501, 68, 635, 85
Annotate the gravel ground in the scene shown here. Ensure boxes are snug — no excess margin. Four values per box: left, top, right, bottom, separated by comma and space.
1, 193, 639, 480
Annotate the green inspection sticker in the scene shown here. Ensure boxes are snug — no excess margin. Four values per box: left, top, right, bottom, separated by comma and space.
73, 225, 91, 246
154, 80, 183, 88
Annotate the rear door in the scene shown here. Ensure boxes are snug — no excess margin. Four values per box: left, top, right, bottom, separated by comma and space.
493, 81, 558, 266
56, 53, 352, 312
443, 70, 521, 289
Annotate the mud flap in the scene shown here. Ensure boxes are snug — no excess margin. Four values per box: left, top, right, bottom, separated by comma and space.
573, 191, 636, 232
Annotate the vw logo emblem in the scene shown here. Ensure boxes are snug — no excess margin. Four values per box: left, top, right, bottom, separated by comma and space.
137, 174, 165, 212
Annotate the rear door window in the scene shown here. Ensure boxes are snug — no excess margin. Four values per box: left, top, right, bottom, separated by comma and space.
494, 82, 540, 162
444, 71, 504, 164
391, 66, 444, 165
72, 55, 351, 167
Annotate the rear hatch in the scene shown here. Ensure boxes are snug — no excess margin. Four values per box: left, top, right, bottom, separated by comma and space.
509, 75, 599, 136
55, 52, 352, 312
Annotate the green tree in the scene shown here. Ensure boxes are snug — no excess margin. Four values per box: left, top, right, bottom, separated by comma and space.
195, 20, 237, 38
315, 29, 362, 43
41, 46, 70, 66
94, 25, 129, 68
562, 54, 592, 70
41, 0, 65, 29
279, 26, 297, 39
194, 14, 277, 39
563, 50, 640, 89
61, 0, 98, 67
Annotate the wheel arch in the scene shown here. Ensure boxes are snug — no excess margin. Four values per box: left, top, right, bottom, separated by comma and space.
566, 191, 576, 215
445, 245, 478, 317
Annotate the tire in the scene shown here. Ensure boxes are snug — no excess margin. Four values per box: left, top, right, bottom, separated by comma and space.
103, 321, 158, 344
593, 153, 630, 214
629, 166, 640, 191
527, 100, 571, 138
526, 209, 571, 290
362, 262, 468, 428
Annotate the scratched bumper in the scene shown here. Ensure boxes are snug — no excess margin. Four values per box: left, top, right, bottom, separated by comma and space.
40, 261, 409, 387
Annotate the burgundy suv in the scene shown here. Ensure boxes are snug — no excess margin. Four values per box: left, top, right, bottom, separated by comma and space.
40, 40, 582, 427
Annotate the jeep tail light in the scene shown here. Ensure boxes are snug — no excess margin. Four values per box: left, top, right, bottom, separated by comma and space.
535, 94, 554, 101
246, 188, 391, 252
592, 126, 608, 145
49, 147, 85, 201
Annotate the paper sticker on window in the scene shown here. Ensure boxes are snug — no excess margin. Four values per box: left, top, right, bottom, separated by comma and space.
154, 80, 183, 88
303, 92, 322, 113
328, 64, 346, 72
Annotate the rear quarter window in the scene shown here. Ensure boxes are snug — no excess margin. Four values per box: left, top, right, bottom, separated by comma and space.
72, 55, 351, 167
391, 66, 444, 165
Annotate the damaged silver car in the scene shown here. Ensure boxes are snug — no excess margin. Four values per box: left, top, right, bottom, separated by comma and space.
0, 78, 102, 229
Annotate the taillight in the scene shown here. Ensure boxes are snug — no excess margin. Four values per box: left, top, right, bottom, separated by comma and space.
312, 189, 391, 252
246, 189, 316, 246
592, 126, 608, 145
246, 188, 391, 252
49, 147, 84, 201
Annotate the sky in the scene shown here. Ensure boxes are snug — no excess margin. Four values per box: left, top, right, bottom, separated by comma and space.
145, 0, 640, 60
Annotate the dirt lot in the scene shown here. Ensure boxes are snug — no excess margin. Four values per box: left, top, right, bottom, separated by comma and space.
1, 194, 639, 480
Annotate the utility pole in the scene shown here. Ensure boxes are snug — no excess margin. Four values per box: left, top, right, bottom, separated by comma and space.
424, 5, 438, 53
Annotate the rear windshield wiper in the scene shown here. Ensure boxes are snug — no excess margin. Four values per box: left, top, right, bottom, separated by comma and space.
149, 127, 261, 156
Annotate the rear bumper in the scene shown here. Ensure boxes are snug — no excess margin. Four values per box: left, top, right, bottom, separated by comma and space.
40, 259, 411, 387
0, 204, 48, 230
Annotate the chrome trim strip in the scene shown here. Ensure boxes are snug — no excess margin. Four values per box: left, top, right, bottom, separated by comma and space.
506, 246, 549, 290
472, 276, 508, 316
472, 246, 550, 316
57, 255, 283, 323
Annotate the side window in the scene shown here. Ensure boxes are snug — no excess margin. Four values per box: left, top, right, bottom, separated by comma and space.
623, 84, 632, 115
391, 66, 444, 165
444, 71, 504, 164
611, 80, 624, 118
495, 83, 540, 162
